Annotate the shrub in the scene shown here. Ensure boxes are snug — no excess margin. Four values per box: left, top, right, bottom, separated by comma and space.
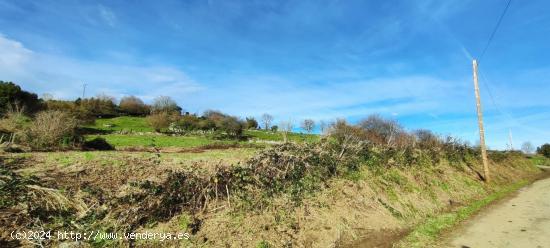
245, 143, 336, 199
0, 81, 42, 116
170, 115, 201, 134
327, 119, 368, 159
245, 117, 258, 129
44, 99, 76, 112
358, 114, 404, 146
218, 116, 245, 138
413, 129, 441, 150
203, 110, 227, 122
198, 118, 216, 131
537, 143, 550, 158
78, 96, 118, 117
24, 110, 79, 149
0, 111, 29, 133
147, 112, 175, 132
119, 96, 149, 116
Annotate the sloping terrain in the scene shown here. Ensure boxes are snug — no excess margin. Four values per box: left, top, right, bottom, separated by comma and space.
0, 146, 541, 247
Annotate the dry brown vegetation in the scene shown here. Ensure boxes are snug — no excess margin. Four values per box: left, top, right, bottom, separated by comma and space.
0, 139, 542, 247
24, 110, 79, 150
146, 112, 179, 132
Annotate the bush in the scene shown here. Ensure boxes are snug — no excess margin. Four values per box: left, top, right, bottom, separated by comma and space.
358, 114, 404, 146
147, 112, 175, 132
170, 115, 201, 134
198, 118, 216, 131
0, 110, 30, 139
83, 137, 115, 150
245, 117, 258, 129
44, 99, 97, 125
537, 143, 550, 158
327, 119, 368, 160
24, 110, 79, 150
218, 116, 245, 138
0, 81, 42, 116
78, 96, 118, 118
119, 96, 149, 116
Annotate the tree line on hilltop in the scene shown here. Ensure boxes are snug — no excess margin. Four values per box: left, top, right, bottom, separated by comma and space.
1, 80, 549, 156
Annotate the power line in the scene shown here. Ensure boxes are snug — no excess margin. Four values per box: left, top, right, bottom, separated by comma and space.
478, 70, 550, 136
474, 0, 514, 123
478, 70, 507, 118
479, 0, 513, 61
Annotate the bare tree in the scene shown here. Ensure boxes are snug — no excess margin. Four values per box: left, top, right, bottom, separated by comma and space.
279, 119, 293, 143
41, 93, 54, 101
328, 119, 366, 159
358, 114, 403, 146
151, 96, 181, 114
521, 141, 534, 154
261, 113, 273, 130
96, 93, 116, 104
319, 120, 328, 135
301, 119, 315, 134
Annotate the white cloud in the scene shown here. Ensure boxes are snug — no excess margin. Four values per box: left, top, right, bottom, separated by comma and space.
0, 35, 201, 102
0, 34, 33, 72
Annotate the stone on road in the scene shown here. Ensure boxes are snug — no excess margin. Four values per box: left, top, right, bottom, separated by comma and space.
446, 177, 550, 248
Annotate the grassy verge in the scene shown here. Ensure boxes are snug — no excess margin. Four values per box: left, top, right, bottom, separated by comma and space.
530, 155, 550, 166
398, 180, 530, 247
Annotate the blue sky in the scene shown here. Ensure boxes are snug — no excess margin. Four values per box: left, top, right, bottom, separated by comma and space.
0, 0, 549, 149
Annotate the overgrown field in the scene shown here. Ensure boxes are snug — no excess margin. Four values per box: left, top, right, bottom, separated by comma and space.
0, 140, 543, 247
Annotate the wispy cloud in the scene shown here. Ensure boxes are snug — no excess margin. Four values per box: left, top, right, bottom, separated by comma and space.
98, 5, 116, 27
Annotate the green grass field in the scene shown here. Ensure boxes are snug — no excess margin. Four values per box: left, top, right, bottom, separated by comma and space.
83, 117, 320, 148
86, 134, 246, 148
86, 116, 153, 132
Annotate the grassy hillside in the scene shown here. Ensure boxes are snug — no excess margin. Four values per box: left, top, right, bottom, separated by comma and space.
83, 116, 319, 149
85, 134, 246, 148
87, 116, 153, 132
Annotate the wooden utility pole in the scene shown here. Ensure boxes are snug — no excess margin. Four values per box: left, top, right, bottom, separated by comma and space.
472, 59, 490, 182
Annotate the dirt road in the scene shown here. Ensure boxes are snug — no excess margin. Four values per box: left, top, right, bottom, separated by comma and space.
445, 177, 550, 248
